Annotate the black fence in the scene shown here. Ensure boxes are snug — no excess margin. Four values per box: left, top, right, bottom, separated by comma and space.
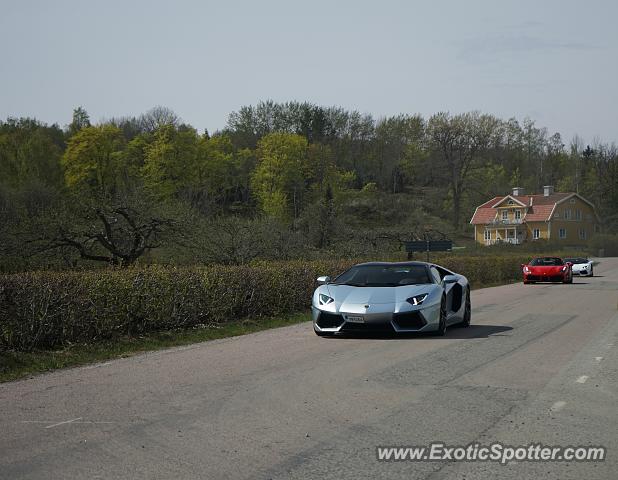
404, 240, 453, 261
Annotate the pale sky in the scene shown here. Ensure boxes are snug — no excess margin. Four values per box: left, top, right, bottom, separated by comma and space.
1, 0, 617, 143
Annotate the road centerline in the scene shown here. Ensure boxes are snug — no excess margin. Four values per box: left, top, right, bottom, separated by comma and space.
44, 417, 83, 429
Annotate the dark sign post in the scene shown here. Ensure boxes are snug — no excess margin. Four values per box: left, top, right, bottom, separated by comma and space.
404, 240, 453, 262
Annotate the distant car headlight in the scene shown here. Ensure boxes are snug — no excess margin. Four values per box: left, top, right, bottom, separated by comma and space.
407, 293, 428, 306
319, 293, 334, 305
523, 266, 530, 273
562, 266, 568, 272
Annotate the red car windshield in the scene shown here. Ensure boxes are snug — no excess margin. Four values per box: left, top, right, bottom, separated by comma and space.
530, 257, 564, 266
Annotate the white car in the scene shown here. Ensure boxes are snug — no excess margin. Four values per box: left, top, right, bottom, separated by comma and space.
312, 262, 471, 337
564, 257, 594, 276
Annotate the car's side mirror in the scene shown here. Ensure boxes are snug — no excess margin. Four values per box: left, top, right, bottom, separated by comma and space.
316, 276, 331, 285
442, 275, 458, 284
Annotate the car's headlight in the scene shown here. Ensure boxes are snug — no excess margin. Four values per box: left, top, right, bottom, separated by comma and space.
562, 266, 568, 272
523, 266, 530, 273
319, 293, 334, 305
406, 293, 428, 306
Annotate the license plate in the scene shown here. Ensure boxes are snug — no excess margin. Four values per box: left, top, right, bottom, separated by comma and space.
347, 315, 364, 323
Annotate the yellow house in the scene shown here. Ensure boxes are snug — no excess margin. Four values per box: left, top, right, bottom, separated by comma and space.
470, 186, 600, 246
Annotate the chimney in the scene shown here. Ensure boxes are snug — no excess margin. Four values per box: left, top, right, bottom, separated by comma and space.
512, 187, 525, 196
543, 185, 554, 197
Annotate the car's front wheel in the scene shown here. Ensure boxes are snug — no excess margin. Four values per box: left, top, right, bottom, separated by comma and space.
434, 296, 447, 336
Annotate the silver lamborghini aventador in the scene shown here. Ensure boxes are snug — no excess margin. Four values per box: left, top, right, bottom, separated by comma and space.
312, 262, 471, 336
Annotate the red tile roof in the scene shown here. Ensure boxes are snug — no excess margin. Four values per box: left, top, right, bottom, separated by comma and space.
470, 193, 573, 224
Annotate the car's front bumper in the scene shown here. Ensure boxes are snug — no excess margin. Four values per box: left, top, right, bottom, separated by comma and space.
572, 265, 592, 275
312, 302, 441, 334
523, 271, 570, 282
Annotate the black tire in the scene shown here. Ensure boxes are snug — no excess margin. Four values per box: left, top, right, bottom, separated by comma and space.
589, 267, 594, 277
434, 296, 447, 336
460, 289, 471, 327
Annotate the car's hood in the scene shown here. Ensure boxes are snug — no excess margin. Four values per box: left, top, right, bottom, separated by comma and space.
324, 284, 434, 305
527, 265, 565, 273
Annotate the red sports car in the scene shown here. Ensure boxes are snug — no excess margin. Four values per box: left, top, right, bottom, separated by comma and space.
522, 257, 573, 284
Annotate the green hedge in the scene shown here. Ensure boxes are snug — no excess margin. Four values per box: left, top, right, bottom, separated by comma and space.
588, 233, 618, 257
0, 256, 530, 351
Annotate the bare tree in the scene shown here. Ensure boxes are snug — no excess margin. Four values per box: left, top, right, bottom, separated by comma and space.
139, 106, 180, 133
27, 204, 177, 267
427, 112, 502, 229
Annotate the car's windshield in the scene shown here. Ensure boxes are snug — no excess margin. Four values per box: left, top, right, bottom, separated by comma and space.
564, 257, 588, 264
332, 265, 431, 287
530, 257, 564, 266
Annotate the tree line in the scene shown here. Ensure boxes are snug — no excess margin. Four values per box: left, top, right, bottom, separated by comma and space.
1, 102, 617, 269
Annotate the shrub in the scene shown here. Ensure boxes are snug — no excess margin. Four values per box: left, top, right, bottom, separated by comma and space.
0, 256, 530, 351
588, 234, 618, 257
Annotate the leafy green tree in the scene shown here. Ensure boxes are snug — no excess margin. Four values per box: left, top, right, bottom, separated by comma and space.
252, 133, 309, 221
305, 142, 355, 201
371, 114, 425, 192
193, 135, 237, 209
0, 118, 64, 189
141, 125, 199, 198
67, 106, 91, 137
61, 125, 126, 194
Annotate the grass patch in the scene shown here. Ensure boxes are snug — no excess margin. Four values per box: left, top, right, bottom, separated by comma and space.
0, 311, 311, 383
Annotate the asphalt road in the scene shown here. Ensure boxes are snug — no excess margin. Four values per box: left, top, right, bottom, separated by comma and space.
1, 259, 617, 480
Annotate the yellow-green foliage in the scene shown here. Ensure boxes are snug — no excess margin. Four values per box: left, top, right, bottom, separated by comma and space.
61, 125, 125, 192
0, 256, 529, 351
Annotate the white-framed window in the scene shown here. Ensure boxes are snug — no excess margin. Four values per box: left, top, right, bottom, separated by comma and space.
570, 198, 576, 204
484, 230, 491, 241
564, 209, 572, 220
579, 228, 587, 240
515, 210, 521, 220
502, 210, 508, 220
559, 228, 567, 239
554, 212, 560, 218
575, 209, 582, 220
533, 228, 540, 240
